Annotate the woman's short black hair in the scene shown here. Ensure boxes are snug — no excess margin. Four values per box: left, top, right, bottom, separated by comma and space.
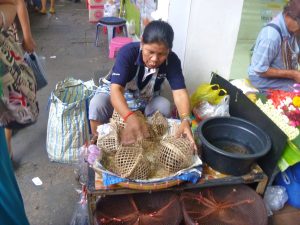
142, 20, 174, 49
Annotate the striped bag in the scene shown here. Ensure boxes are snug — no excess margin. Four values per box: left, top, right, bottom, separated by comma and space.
46, 78, 96, 163
0, 29, 38, 128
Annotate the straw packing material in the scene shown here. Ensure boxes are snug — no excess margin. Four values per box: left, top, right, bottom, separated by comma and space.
159, 137, 193, 173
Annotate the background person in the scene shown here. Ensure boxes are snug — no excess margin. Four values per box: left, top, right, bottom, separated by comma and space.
16, 0, 36, 52
248, 0, 300, 92
0, 1, 31, 224
89, 20, 196, 150
5, 0, 37, 159
40, 0, 55, 14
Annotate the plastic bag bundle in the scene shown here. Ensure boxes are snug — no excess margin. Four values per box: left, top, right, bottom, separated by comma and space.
75, 145, 89, 185
115, 145, 150, 179
87, 144, 101, 165
190, 83, 227, 108
263, 185, 288, 215
69, 193, 89, 225
159, 137, 193, 173
150, 111, 168, 137
193, 95, 230, 121
97, 123, 119, 153
275, 163, 300, 208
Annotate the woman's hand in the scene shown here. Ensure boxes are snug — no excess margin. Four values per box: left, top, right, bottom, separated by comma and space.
22, 36, 36, 53
110, 84, 151, 145
120, 113, 150, 145
176, 120, 197, 154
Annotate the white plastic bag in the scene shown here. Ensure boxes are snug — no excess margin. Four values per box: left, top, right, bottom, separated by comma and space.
263, 185, 288, 216
127, 19, 135, 35
193, 95, 230, 121
230, 79, 259, 95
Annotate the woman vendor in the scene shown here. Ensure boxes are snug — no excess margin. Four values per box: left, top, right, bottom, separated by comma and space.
89, 20, 196, 151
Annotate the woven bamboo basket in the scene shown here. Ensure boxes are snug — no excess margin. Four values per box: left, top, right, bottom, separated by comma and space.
159, 137, 193, 173
115, 144, 151, 179
97, 123, 119, 153
111, 110, 125, 128
111, 110, 146, 127
150, 111, 168, 137
96, 112, 194, 183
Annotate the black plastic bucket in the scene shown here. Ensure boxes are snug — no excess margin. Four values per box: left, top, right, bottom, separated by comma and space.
196, 116, 271, 176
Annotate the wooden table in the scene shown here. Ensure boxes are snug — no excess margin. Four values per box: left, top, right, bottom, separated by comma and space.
86, 164, 268, 225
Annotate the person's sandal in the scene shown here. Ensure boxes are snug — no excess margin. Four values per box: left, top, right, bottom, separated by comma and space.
39, 9, 47, 14
49, 8, 56, 14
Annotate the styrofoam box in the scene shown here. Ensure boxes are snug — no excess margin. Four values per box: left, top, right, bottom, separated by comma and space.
89, 5, 104, 23
88, 0, 105, 6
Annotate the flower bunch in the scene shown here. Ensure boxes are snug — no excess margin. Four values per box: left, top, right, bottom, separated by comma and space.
256, 99, 299, 140
267, 90, 300, 127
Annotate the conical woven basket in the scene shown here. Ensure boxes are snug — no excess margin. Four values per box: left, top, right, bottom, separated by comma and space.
111, 110, 125, 128
115, 144, 151, 179
97, 123, 120, 153
159, 137, 193, 173
150, 111, 168, 137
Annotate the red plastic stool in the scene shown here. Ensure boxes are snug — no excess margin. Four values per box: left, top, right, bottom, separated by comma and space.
109, 37, 132, 59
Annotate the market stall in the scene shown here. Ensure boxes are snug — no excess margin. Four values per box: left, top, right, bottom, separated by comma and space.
84, 73, 284, 225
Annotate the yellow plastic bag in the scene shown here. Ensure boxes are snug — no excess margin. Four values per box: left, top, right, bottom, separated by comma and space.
190, 83, 227, 108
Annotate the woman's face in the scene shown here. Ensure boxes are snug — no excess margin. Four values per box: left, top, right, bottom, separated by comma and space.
141, 42, 169, 69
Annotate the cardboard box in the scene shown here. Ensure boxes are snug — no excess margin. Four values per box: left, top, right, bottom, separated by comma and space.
88, 5, 104, 23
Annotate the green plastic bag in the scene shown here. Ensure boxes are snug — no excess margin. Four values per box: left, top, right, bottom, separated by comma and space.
278, 140, 300, 171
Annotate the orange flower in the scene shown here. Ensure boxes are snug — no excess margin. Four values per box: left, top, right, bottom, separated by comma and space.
292, 96, 300, 107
